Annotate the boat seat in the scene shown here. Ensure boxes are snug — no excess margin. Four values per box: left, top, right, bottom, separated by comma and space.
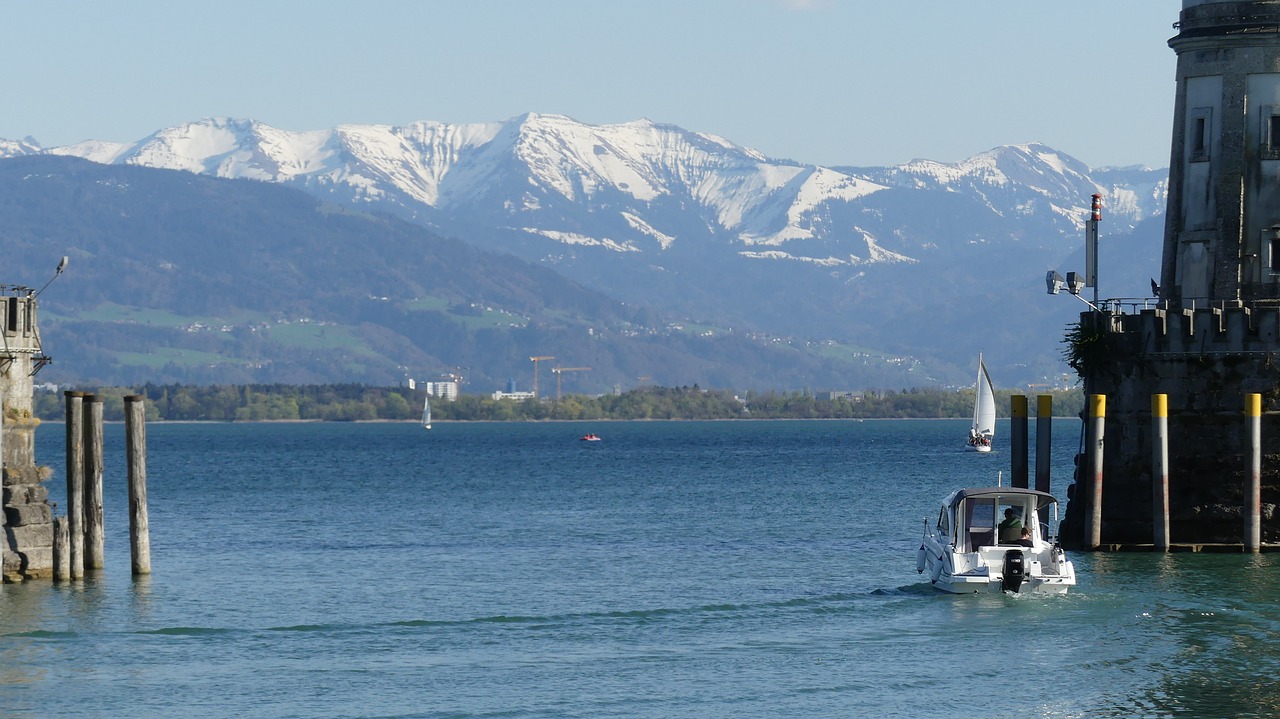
969, 530, 993, 550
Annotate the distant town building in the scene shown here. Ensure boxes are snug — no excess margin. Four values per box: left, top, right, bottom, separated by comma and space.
815, 391, 864, 402
423, 381, 459, 400
492, 390, 536, 401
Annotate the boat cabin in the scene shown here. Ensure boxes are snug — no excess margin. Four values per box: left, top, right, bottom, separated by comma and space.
937, 487, 1058, 553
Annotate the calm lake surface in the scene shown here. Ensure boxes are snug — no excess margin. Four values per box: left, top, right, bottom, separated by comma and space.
2, 419, 1278, 718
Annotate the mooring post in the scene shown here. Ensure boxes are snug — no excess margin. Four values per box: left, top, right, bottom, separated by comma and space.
64, 391, 84, 580
1035, 395, 1053, 494
1152, 394, 1170, 551
52, 516, 69, 582
83, 394, 104, 570
1011, 395, 1029, 489
125, 395, 151, 576
1086, 394, 1106, 549
1246, 393, 1262, 553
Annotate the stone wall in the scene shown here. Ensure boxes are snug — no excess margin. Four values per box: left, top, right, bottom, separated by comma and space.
1064, 304, 1280, 546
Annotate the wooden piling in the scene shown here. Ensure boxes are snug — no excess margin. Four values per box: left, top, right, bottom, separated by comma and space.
83, 395, 104, 570
1152, 394, 1170, 551
63, 391, 84, 580
125, 396, 151, 576
52, 516, 69, 582
1035, 395, 1053, 494
1246, 393, 1262, 553
1086, 394, 1106, 549
1011, 395, 1028, 489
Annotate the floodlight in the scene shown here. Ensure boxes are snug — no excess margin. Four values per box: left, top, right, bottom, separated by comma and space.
1065, 271, 1086, 296
1046, 270, 1064, 295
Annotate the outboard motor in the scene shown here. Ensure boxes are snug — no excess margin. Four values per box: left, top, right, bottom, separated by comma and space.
1001, 550, 1026, 593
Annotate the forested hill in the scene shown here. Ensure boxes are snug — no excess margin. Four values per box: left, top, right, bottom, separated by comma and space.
3, 155, 953, 391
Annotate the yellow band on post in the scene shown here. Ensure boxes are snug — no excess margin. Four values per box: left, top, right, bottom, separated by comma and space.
1037, 395, 1052, 418
1090, 394, 1106, 418
1247, 393, 1262, 417
1152, 394, 1167, 418
1011, 395, 1028, 418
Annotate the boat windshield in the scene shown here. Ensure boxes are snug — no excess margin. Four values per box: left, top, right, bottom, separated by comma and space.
960, 494, 1039, 551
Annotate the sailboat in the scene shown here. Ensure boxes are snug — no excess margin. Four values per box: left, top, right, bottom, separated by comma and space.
966, 354, 995, 452
422, 394, 432, 430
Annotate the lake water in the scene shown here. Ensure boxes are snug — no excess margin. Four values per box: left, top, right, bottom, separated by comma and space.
2, 419, 1278, 718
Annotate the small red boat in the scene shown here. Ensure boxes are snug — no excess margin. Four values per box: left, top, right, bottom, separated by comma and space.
579, 433, 601, 442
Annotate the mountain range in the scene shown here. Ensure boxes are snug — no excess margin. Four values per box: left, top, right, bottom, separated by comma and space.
0, 115, 1171, 392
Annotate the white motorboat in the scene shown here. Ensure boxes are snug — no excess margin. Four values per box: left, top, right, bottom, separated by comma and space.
917, 486, 1076, 594
966, 353, 995, 452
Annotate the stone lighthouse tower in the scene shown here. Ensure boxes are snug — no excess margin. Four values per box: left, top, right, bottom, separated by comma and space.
1, 285, 54, 579
1062, 1, 1280, 547
1161, 0, 1280, 304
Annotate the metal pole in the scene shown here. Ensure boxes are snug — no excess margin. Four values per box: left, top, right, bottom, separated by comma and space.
1087, 394, 1106, 549
1152, 394, 1170, 551
1011, 395, 1028, 489
1035, 395, 1053, 494
1086, 194, 1101, 308
1246, 393, 1262, 552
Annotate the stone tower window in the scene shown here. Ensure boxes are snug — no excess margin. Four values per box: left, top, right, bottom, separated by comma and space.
1190, 108, 1212, 163
1263, 106, 1280, 160
1269, 226, 1280, 274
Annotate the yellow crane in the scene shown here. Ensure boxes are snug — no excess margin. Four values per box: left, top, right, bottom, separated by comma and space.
551, 366, 592, 400
529, 356, 555, 400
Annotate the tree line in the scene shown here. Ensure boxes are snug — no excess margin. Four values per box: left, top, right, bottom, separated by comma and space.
31, 383, 1086, 423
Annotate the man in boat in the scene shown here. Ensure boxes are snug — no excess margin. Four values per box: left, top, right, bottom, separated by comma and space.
998, 508, 1022, 542
1014, 527, 1034, 547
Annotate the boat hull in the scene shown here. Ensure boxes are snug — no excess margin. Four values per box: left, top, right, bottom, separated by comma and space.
922, 546, 1076, 595
927, 571, 1074, 595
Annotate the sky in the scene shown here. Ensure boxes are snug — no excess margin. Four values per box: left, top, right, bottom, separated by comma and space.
0, 1, 1179, 169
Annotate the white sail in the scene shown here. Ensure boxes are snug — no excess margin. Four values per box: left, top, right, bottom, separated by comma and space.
423, 394, 432, 430
969, 354, 995, 448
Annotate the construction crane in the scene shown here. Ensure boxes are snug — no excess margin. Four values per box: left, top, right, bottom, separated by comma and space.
529, 356, 554, 400
551, 366, 592, 400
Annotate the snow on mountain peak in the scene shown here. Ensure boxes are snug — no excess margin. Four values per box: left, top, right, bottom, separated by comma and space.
1, 115, 1167, 269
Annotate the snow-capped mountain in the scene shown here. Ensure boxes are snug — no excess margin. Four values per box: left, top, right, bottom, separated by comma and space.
7, 114, 1164, 271
843, 144, 1167, 233
1, 116, 1171, 385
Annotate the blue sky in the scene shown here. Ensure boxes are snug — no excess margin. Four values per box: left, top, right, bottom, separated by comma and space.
1, 1, 1177, 168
